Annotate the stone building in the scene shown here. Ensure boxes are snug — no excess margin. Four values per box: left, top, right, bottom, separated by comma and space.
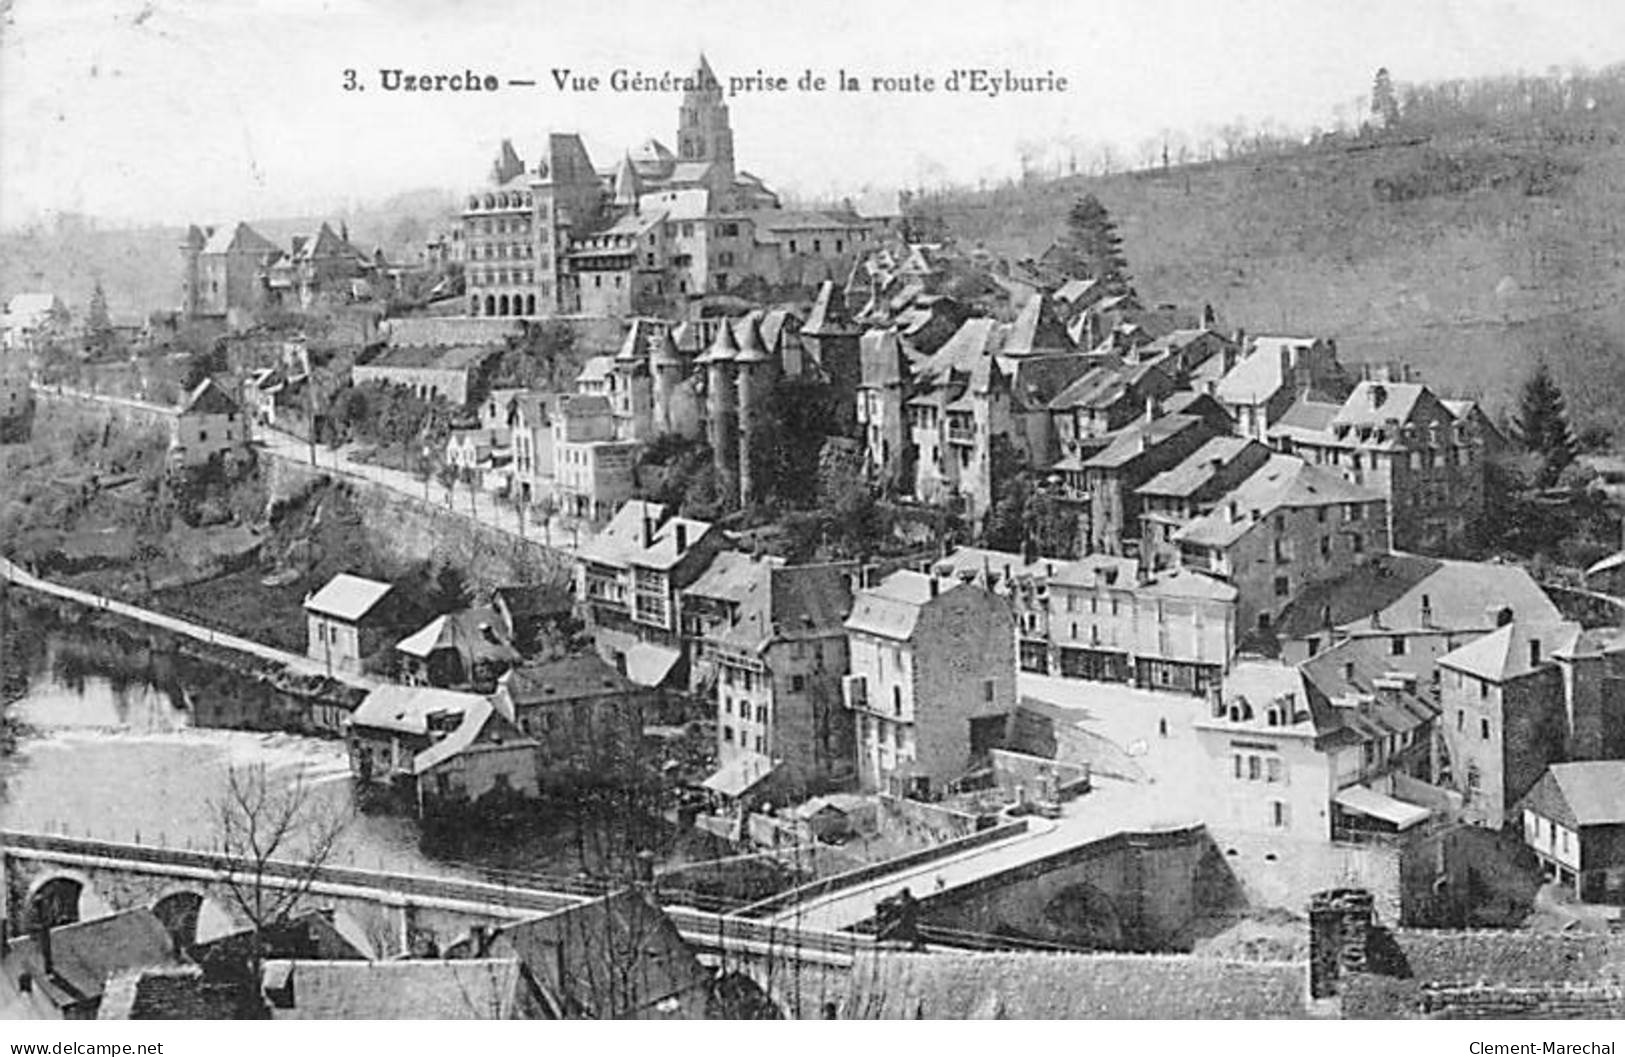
169, 378, 249, 467
843, 571, 1015, 797
180, 222, 278, 323
493, 653, 651, 786
1174, 455, 1388, 635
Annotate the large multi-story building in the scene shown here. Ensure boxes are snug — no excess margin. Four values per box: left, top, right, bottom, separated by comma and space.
1174, 455, 1388, 635
458, 56, 872, 322
1271, 380, 1488, 555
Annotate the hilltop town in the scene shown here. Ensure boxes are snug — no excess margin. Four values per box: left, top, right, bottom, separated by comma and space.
10, 55, 1625, 1022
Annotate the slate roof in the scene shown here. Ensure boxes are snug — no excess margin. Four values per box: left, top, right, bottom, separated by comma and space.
1137, 437, 1267, 498
1333, 381, 1432, 428
1000, 293, 1073, 357
1215, 338, 1313, 403
262, 959, 531, 1019
1523, 761, 1625, 829
845, 570, 962, 640
685, 549, 781, 605
844, 952, 1307, 1019
98, 966, 261, 1020
201, 222, 277, 257
179, 377, 239, 416
501, 653, 640, 705
1175, 456, 1382, 548
720, 562, 855, 651
1081, 414, 1209, 470
304, 573, 393, 621
1269, 396, 1342, 441
395, 606, 519, 664
1276, 554, 1562, 641
1438, 620, 1580, 683
5, 909, 181, 1013
411, 695, 534, 775
349, 684, 485, 736
858, 329, 909, 387
481, 890, 708, 1019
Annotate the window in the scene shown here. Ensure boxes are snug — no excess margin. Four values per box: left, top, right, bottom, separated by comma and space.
1247, 756, 1261, 781
1457, 709, 1464, 732
1274, 576, 1290, 598
791, 674, 805, 693
983, 678, 995, 703
1390, 636, 1407, 656
1319, 537, 1331, 560
1271, 801, 1288, 828
1481, 717, 1491, 740
892, 686, 902, 714
1233, 754, 1243, 779
723, 726, 734, 743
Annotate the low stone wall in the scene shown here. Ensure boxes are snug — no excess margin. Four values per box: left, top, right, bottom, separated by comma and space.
876, 793, 989, 845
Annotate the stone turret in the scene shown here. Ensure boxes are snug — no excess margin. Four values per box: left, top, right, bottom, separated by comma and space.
650, 328, 685, 435
734, 315, 775, 507
179, 224, 208, 318
699, 319, 739, 503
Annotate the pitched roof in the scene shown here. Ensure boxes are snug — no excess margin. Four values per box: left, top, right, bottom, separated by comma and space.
685, 549, 781, 605
1524, 761, 1625, 828
394, 606, 518, 663
5, 909, 181, 1011
858, 329, 909, 387
483, 890, 708, 1019
1278, 554, 1563, 640
303, 573, 393, 621
1333, 381, 1433, 428
844, 952, 1306, 1019
262, 959, 530, 1019
501, 653, 640, 705
845, 570, 963, 640
1137, 437, 1267, 498
201, 222, 277, 256
1175, 456, 1382, 548
350, 684, 485, 736
98, 966, 262, 1020
1081, 414, 1209, 470
1001, 293, 1073, 357
179, 377, 239, 416
720, 562, 855, 651
411, 695, 534, 775
802, 280, 855, 336
1438, 620, 1579, 683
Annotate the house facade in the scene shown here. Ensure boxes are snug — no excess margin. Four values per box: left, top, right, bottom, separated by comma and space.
304, 573, 399, 674
843, 571, 1016, 797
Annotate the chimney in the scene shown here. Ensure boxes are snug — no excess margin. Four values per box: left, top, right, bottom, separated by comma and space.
642, 516, 654, 548
675, 523, 688, 553
1143, 394, 1158, 423
1488, 605, 1514, 628
1309, 889, 1375, 999
1530, 638, 1543, 667
928, 576, 940, 599
1370, 384, 1387, 409
1202, 303, 1217, 330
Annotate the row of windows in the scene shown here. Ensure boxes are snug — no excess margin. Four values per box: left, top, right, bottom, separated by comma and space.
723, 697, 769, 723
1456, 710, 1493, 740
474, 242, 535, 260
469, 217, 534, 236
468, 192, 535, 211
470, 271, 535, 286
720, 726, 766, 753
1232, 752, 1286, 783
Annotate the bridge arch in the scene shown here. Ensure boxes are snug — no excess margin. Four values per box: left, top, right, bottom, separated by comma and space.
22, 870, 111, 930
149, 888, 241, 952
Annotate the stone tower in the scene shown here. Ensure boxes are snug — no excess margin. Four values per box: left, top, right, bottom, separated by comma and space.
179, 224, 208, 319
801, 280, 863, 436
699, 319, 740, 504
650, 327, 685, 436
734, 315, 775, 508
676, 54, 735, 175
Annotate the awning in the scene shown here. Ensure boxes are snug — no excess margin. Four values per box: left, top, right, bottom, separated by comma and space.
701, 753, 776, 798
1334, 785, 1431, 830
625, 642, 681, 689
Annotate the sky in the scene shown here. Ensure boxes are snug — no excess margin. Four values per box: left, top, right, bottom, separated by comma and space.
3, 0, 1625, 228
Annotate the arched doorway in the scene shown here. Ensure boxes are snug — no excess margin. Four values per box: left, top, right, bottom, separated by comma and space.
485, 295, 496, 316
526, 293, 536, 316
498, 294, 510, 316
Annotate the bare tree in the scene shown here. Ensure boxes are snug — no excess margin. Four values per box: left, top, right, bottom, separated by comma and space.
210, 764, 351, 979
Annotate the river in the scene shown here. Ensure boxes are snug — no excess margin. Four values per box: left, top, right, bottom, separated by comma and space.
0, 600, 741, 898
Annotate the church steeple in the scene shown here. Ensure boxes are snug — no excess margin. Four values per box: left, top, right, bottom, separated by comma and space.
676, 53, 734, 174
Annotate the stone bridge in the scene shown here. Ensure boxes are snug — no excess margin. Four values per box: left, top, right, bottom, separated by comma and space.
0, 831, 861, 1017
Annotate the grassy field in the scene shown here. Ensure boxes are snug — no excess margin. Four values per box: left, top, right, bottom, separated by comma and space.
921, 130, 1625, 433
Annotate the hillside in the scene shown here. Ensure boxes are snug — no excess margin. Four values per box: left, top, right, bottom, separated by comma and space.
920, 130, 1625, 433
